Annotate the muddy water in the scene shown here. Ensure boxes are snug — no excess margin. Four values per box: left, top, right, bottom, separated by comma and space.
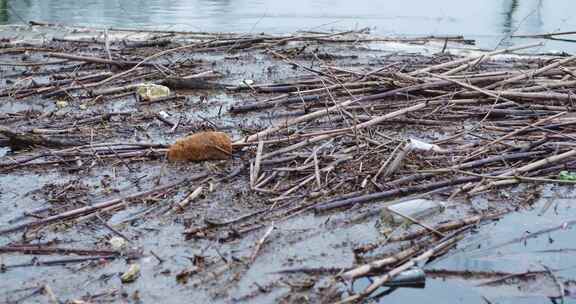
2, 0, 576, 52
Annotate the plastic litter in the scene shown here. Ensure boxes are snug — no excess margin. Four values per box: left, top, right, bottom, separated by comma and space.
158, 111, 170, 120
354, 268, 426, 292
380, 138, 445, 178
55, 100, 68, 109
121, 263, 140, 283
136, 83, 171, 101
239, 79, 255, 88
382, 199, 445, 225
407, 138, 445, 153
168, 131, 232, 162
559, 171, 576, 181
384, 268, 426, 288
108, 236, 127, 251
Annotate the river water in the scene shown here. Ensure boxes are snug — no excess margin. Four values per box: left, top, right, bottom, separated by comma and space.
1, 0, 576, 51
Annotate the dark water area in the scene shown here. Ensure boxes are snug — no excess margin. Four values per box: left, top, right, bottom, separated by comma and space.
1, 0, 576, 52
383, 188, 576, 304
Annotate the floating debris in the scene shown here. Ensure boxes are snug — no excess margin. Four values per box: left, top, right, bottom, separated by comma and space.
136, 83, 171, 101
558, 170, 576, 181
108, 236, 128, 251
1, 22, 576, 304
382, 199, 446, 225
55, 100, 68, 109
167, 132, 232, 162
121, 264, 141, 283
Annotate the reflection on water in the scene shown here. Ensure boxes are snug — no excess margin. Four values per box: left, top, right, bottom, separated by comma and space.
498, 0, 544, 47
0, 0, 575, 50
0, 0, 7, 24
500, 0, 520, 47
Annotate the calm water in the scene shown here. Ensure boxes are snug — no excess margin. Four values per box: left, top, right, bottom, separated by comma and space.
1, 0, 576, 51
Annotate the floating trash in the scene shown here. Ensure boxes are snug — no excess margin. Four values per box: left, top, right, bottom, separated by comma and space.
168, 131, 232, 162
383, 199, 446, 225
108, 236, 128, 251
121, 263, 141, 283
136, 83, 171, 101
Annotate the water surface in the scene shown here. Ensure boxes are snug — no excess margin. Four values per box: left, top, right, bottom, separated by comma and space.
2, 0, 576, 51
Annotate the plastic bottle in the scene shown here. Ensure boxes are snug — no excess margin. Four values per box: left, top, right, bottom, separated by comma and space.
382, 199, 445, 225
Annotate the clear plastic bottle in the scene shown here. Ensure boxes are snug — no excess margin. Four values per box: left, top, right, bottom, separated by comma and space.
382, 199, 445, 225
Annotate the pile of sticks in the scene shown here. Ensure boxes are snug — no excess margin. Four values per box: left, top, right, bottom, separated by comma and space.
234, 42, 576, 211
2, 23, 576, 302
